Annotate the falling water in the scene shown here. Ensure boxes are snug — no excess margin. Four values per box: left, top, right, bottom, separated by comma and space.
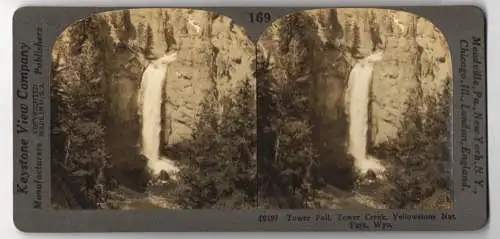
139, 52, 179, 176
346, 51, 385, 174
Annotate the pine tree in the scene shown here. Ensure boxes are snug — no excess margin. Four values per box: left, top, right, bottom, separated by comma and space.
51, 15, 112, 209
367, 11, 382, 51
162, 11, 177, 51
145, 25, 154, 57
175, 79, 257, 209
375, 85, 452, 209
350, 23, 361, 57
257, 13, 320, 208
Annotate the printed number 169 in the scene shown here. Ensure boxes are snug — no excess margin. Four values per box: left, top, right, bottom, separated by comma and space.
249, 12, 272, 23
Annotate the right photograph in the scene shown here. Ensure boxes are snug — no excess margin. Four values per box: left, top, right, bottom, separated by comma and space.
256, 8, 452, 210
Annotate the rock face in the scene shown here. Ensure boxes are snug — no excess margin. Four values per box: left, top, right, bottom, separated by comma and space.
322, 8, 450, 150
52, 7, 451, 201
330, 8, 452, 147
257, 8, 451, 188
95, 9, 255, 152
52, 9, 255, 188
158, 9, 255, 147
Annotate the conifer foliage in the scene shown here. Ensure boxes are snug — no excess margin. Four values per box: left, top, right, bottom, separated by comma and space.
257, 13, 321, 209
373, 81, 452, 209
51, 15, 113, 209
175, 78, 257, 209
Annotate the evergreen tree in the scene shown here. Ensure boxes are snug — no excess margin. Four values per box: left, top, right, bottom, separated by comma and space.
51, 15, 112, 209
162, 11, 177, 51
374, 83, 452, 209
258, 13, 320, 208
175, 78, 257, 209
350, 23, 361, 57
144, 25, 155, 57
368, 11, 383, 51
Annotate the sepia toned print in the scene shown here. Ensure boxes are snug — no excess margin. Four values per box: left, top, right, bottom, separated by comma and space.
256, 8, 452, 210
50, 7, 453, 211
50, 8, 257, 210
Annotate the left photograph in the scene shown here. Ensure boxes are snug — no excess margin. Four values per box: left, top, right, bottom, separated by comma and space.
50, 8, 257, 210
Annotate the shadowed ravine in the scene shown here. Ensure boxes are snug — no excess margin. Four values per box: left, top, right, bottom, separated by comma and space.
308, 51, 390, 210
110, 50, 391, 210
107, 51, 393, 210
109, 48, 391, 210
50, 8, 452, 211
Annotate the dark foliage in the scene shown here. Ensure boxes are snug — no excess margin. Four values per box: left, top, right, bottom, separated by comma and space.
51, 9, 152, 209
350, 23, 361, 57
174, 78, 257, 209
51, 15, 113, 209
50, 9, 453, 211
257, 13, 323, 209
373, 81, 452, 209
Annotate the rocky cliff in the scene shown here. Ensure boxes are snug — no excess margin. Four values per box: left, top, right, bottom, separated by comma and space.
52, 8, 255, 192
51, 7, 451, 209
101, 8, 256, 153
331, 8, 452, 147
258, 8, 451, 163
256, 8, 451, 206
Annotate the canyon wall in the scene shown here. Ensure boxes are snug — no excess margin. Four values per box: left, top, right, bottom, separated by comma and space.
330, 8, 452, 147
257, 8, 451, 189
52, 8, 255, 188
51, 8, 451, 204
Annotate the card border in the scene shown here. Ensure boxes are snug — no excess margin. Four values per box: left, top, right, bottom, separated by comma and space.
12, 5, 488, 232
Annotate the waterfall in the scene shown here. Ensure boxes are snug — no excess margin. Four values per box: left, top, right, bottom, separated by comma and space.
139, 52, 179, 177
346, 51, 385, 174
